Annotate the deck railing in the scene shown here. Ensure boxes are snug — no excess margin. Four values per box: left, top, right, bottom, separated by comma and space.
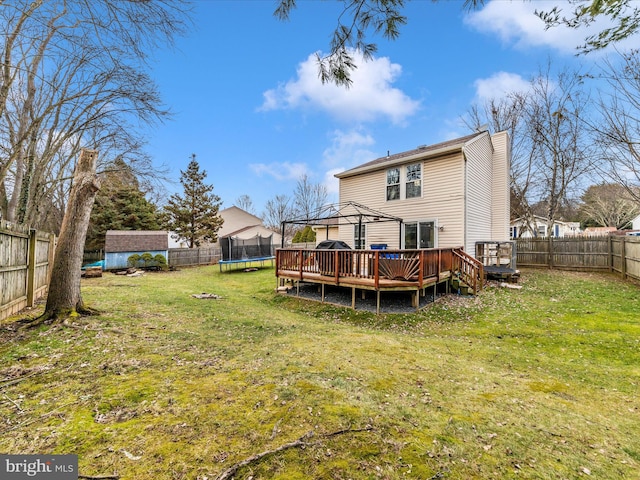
452, 248, 484, 293
276, 246, 483, 294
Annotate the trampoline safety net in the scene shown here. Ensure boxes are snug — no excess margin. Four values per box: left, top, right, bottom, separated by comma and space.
220, 234, 274, 261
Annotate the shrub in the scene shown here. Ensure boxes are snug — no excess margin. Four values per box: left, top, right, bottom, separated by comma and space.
127, 252, 168, 270
153, 254, 168, 271
140, 252, 154, 268
292, 225, 316, 244
127, 254, 141, 268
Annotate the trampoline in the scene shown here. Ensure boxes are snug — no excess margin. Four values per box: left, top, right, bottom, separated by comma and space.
219, 233, 275, 272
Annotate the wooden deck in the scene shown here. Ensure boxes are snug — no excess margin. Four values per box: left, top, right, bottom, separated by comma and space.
276, 247, 483, 313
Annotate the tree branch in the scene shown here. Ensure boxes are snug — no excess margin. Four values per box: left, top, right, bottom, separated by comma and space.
215, 426, 373, 480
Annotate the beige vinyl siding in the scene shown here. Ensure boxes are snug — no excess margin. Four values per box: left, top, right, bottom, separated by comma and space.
464, 133, 494, 253
338, 153, 466, 249
490, 131, 510, 240
422, 153, 465, 248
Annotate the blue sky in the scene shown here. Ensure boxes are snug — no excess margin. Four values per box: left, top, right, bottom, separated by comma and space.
144, 0, 640, 214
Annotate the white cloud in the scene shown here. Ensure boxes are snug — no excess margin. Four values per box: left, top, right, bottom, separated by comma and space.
320, 128, 377, 198
324, 168, 343, 200
464, 0, 626, 54
474, 71, 531, 102
322, 129, 376, 168
249, 161, 309, 182
259, 50, 420, 124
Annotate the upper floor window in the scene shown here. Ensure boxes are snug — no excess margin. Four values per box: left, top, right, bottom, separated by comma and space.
405, 163, 421, 198
386, 168, 400, 201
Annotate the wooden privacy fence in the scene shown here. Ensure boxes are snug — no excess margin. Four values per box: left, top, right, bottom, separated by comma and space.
0, 221, 56, 320
168, 247, 221, 267
515, 236, 640, 282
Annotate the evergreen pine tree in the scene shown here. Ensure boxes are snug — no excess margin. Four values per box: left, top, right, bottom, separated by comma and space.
164, 154, 223, 248
85, 159, 163, 251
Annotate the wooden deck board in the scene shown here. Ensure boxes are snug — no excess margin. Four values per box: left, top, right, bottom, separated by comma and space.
277, 270, 450, 292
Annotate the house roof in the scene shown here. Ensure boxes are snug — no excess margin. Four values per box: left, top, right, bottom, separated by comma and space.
335, 131, 487, 179
105, 230, 168, 253
217, 206, 262, 238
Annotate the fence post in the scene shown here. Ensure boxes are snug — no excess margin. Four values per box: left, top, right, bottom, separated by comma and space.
26, 229, 37, 307
47, 233, 56, 284
608, 235, 613, 272
621, 236, 627, 279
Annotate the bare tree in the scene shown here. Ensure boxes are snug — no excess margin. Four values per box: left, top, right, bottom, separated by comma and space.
262, 194, 296, 241
0, 0, 189, 229
595, 49, 640, 204
579, 182, 640, 228
293, 174, 328, 220
525, 67, 595, 234
234, 194, 256, 215
464, 66, 593, 237
0, 0, 190, 326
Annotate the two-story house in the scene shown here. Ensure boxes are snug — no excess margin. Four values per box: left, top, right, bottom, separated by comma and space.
334, 130, 510, 254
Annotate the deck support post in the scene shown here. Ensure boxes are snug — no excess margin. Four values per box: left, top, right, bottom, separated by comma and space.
321, 283, 325, 303
351, 287, 356, 309
376, 291, 381, 315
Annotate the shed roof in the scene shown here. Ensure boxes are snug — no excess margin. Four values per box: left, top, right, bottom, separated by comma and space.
335, 131, 486, 179
105, 230, 168, 253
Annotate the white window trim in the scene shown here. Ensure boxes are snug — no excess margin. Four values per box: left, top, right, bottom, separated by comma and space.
402, 219, 438, 249
386, 163, 423, 201
405, 163, 422, 199
354, 224, 366, 249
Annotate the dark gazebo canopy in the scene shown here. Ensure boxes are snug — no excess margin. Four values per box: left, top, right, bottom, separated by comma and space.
280, 202, 403, 248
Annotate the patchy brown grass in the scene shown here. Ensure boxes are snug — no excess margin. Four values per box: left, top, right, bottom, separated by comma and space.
0, 266, 638, 479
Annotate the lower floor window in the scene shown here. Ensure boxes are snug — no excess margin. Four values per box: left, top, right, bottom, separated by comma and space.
404, 221, 435, 249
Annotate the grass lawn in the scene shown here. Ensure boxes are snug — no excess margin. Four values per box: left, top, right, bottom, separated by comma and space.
1, 266, 639, 479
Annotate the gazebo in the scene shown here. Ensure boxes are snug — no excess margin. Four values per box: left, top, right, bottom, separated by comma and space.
280, 202, 403, 248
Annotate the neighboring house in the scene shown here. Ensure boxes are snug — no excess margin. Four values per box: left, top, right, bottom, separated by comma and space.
334, 130, 510, 253
216, 206, 282, 246
633, 214, 640, 231
511, 216, 582, 238
104, 230, 169, 270
168, 233, 189, 249
311, 218, 340, 245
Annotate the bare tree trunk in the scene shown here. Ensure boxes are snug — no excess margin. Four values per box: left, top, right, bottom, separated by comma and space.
31, 149, 100, 325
